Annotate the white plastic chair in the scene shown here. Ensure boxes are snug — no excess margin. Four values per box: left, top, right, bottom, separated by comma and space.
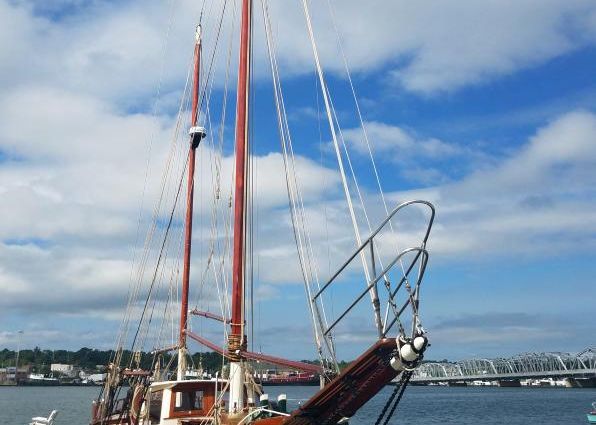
29, 410, 58, 425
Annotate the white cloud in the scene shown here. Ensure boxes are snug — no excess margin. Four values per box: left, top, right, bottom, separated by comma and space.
0, 83, 343, 329
264, 0, 596, 93
343, 121, 462, 159
408, 110, 596, 258
1, 0, 595, 355
3, 0, 595, 107
341, 121, 482, 185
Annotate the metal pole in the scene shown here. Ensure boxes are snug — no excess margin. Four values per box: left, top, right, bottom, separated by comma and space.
15, 330, 23, 384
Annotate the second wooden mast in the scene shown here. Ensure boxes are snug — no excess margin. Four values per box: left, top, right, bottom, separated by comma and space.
178, 25, 205, 381
229, 0, 252, 413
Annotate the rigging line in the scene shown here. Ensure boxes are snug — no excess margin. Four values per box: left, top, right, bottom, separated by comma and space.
313, 72, 338, 359
261, 0, 316, 340
147, 194, 187, 351
274, 43, 329, 336
221, 185, 234, 321
276, 36, 337, 370
213, 183, 233, 328
117, 57, 194, 349
324, 0, 416, 339
285, 114, 334, 339
328, 90, 374, 233
204, 183, 231, 333
327, 89, 399, 318
193, 124, 218, 308
325, 0, 410, 285
248, 3, 261, 351
282, 89, 337, 363
218, 0, 236, 321
146, 207, 186, 351
131, 45, 192, 297
325, 0, 390, 215
327, 85, 404, 336
261, 0, 336, 367
113, 94, 189, 370
195, 3, 236, 342
155, 271, 175, 350
198, 0, 229, 116
125, 92, 189, 354
193, 86, 215, 310
193, 0, 236, 317
134, 58, 194, 352
218, 5, 235, 324
129, 154, 190, 355
220, 119, 237, 324
137, 246, 171, 354
248, 0, 257, 353
198, 0, 207, 23
118, 0, 179, 360
300, 0, 383, 337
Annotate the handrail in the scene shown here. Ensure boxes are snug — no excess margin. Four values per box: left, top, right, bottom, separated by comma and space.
313, 200, 434, 300
323, 247, 429, 337
312, 200, 434, 339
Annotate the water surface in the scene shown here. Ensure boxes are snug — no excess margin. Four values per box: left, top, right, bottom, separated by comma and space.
1, 385, 594, 424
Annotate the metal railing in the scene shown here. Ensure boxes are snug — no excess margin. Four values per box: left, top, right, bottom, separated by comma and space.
312, 200, 435, 339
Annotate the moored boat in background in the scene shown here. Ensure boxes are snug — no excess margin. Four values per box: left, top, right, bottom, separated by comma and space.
587, 402, 596, 424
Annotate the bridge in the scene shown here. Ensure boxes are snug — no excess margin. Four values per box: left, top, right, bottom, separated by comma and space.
410, 346, 596, 387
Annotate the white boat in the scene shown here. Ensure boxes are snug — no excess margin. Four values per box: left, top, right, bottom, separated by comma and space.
30, 410, 58, 425
23, 373, 59, 386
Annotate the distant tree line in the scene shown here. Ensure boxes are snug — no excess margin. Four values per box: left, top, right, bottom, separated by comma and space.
0, 347, 227, 373
0, 347, 341, 374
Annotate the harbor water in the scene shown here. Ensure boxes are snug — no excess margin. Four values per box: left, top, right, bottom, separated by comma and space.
1, 385, 595, 424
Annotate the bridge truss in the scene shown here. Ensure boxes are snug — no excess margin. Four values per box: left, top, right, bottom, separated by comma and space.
412, 347, 596, 382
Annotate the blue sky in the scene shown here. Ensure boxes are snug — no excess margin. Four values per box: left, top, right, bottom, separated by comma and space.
0, 0, 595, 363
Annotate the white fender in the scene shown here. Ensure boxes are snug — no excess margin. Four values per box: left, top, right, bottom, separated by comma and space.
400, 343, 418, 362
413, 336, 427, 352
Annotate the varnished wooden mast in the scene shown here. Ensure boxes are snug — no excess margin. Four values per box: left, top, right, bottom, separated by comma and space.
228, 0, 252, 414
230, 0, 251, 353
179, 26, 203, 368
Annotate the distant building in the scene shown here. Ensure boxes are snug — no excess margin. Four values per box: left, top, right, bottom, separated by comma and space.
0, 366, 30, 384
50, 363, 74, 373
50, 363, 80, 378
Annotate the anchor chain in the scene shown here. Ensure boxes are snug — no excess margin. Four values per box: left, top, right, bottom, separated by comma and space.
374, 370, 412, 425
324, 357, 390, 425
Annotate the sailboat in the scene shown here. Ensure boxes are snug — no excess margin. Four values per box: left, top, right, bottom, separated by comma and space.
90, 1, 435, 424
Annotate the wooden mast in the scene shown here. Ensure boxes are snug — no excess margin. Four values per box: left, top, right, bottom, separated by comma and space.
178, 25, 204, 381
229, 0, 252, 413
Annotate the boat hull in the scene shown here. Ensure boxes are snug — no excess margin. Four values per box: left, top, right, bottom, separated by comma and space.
284, 338, 400, 425
20, 379, 60, 386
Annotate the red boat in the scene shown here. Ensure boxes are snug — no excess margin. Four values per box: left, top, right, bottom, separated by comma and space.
258, 371, 320, 387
